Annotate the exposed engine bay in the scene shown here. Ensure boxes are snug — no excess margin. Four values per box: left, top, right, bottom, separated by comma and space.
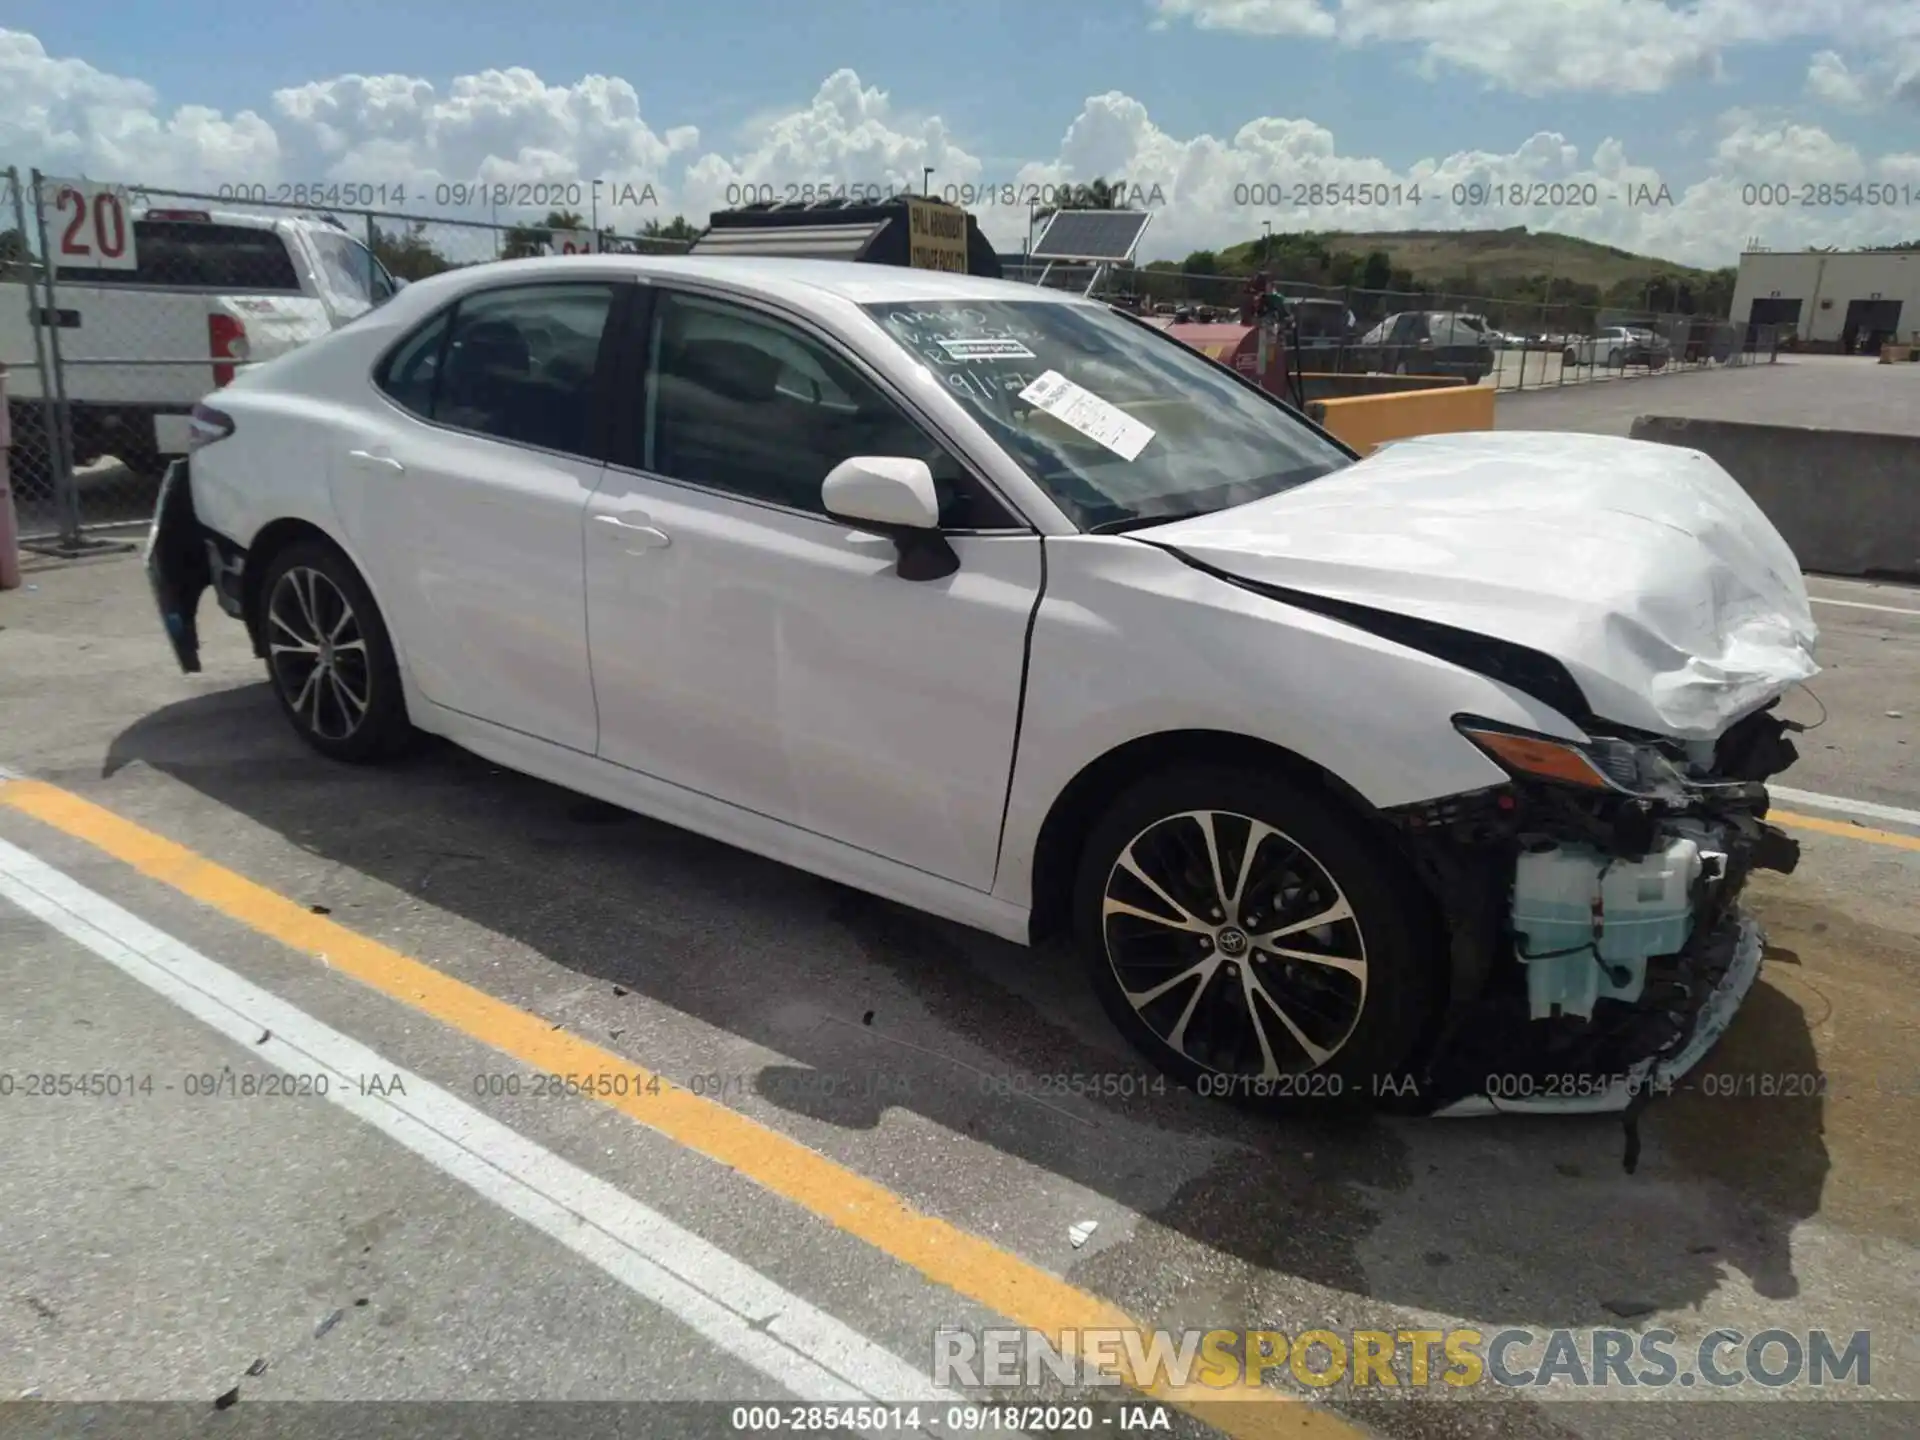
1383, 701, 1805, 1162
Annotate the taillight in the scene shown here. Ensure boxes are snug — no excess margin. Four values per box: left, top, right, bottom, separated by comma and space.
187, 403, 234, 451
209, 314, 249, 387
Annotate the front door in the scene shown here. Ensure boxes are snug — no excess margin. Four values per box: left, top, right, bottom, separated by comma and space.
584, 287, 1042, 890
340, 279, 621, 754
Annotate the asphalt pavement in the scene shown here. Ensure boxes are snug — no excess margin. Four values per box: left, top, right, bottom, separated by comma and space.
0, 540, 1916, 1440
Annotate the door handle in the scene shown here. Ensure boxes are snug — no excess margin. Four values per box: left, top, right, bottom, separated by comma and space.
593, 513, 672, 549
348, 449, 405, 473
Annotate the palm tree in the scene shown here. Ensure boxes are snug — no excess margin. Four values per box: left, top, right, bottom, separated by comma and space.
1033, 176, 1126, 224
501, 209, 586, 259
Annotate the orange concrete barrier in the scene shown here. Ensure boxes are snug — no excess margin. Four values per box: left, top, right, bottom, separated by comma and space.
1307, 384, 1496, 456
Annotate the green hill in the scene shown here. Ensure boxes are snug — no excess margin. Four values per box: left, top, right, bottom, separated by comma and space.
1142, 225, 1737, 316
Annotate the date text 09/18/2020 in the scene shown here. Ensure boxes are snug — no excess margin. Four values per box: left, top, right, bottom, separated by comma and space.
208, 180, 663, 211
1226, 181, 1677, 211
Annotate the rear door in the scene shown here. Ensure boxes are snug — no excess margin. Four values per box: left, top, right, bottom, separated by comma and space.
338, 278, 624, 755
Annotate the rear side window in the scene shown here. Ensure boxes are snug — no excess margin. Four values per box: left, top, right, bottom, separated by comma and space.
374, 283, 616, 459
56, 221, 303, 289
375, 309, 453, 418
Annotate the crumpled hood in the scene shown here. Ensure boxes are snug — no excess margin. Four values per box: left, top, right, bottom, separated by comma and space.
1147, 430, 1820, 739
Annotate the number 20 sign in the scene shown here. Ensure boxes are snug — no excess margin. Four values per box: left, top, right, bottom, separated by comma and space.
45, 178, 139, 273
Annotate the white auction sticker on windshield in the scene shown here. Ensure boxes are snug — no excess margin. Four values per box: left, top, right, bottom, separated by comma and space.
1018, 370, 1154, 461
937, 338, 1036, 361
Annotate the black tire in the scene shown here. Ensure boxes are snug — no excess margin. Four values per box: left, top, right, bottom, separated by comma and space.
256, 538, 413, 763
1072, 765, 1440, 1113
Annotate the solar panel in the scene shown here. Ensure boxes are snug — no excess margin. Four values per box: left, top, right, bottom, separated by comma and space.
1030, 209, 1152, 262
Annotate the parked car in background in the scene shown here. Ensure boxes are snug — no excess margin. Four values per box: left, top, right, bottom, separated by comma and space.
1563, 326, 1670, 371
147, 254, 1814, 1118
0, 206, 399, 484
1349, 310, 1496, 381
1283, 297, 1356, 368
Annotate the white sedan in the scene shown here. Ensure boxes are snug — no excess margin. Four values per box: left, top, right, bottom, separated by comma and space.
1563, 325, 1670, 370
147, 255, 1816, 1118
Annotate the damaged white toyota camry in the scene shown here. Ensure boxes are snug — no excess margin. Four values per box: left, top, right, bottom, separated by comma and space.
147, 256, 1817, 1129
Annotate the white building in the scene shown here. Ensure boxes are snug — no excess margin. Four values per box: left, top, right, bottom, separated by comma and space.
1730, 249, 1918, 350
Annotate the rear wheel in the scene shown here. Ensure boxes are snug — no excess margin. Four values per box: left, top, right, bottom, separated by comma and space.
1073, 766, 1440, 1112
257, 539, 413, 763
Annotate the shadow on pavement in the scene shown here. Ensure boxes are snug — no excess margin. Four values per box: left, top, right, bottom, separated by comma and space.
104, 685, 1828, 1329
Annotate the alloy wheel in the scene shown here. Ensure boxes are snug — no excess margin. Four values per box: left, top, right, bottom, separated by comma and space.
266, 566, 372, 743
1100, 810, 1368, 1078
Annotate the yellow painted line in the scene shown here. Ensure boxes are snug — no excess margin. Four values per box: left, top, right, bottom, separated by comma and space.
1772, 810, 1920, 855
0, 777, 1356, 1439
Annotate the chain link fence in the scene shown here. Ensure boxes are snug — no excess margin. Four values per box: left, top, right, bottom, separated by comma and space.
3, 166, 70, 548
1072, 268, 1784, 393
1, 167, 694, 550
6, 163, 1784, 552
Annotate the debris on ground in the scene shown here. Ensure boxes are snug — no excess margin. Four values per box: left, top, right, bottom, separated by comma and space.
1069, 1220, 1097, 1248
1602, 1298, 1657, 1319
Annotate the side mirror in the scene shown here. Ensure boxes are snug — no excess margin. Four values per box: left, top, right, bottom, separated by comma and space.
822, 457, 957, 581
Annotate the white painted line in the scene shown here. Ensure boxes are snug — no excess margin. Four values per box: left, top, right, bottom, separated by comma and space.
1810, 596, 1920, 618
0, 837, 991, 1434
1771, 786, 1920, 832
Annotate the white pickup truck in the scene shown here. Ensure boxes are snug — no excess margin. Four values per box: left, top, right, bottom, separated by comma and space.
1, 206, 399, 481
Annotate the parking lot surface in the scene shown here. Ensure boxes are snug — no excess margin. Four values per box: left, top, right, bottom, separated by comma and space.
1495, 354, 1920, 439
2, 544, 1917, 1439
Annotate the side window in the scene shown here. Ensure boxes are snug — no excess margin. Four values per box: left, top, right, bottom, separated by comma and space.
644, 291, 1010, 527
376, 308, 453, 418
433, 284, 616, 458
308, 229, 390, 307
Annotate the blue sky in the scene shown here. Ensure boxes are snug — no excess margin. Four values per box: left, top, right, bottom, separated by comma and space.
3, 0, 1917, 264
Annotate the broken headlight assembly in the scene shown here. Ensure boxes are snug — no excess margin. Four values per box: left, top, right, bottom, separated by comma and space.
1391, 715, 1802, 1150
1453, 719, 1697, 800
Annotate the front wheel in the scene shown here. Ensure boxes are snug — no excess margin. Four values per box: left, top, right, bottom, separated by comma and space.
257, 539, 413, 763
1073, 766, 1440, 1112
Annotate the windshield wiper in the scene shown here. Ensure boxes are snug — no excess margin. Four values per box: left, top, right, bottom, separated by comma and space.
1086, 508, 1218, 535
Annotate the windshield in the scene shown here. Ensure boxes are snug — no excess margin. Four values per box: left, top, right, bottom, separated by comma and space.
861, 299, 1351, 531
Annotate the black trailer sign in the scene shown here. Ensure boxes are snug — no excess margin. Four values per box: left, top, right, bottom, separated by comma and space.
906, 198, 968, 273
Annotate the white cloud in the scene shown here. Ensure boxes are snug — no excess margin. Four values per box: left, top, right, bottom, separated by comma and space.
1805, 51, 1871, 110
1152, 0, 1338, 38
2, 27, 1917, 274
1154, 0, 1920, 101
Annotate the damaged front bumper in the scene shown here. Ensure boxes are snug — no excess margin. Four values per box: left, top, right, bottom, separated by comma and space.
145, 459, 245, 675
1384, 705, 1803, 1132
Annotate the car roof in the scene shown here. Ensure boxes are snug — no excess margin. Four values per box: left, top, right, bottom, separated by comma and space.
416, 254, 1097, 312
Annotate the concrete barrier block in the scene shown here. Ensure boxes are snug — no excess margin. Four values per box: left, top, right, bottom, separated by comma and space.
1629, 415, 1920, 580
1311, 386, 1497, 456
1298, 373, 1469, 402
